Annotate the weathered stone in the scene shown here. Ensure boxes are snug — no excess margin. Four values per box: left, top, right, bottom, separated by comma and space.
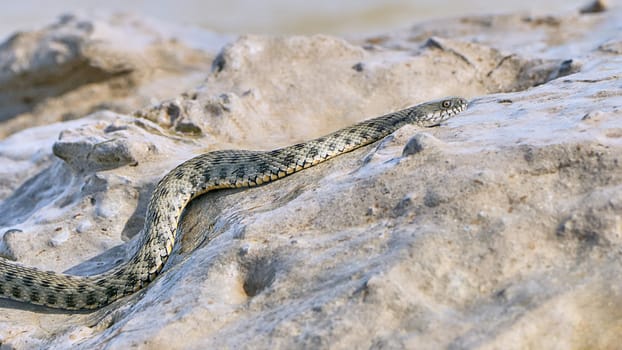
0, 5, 621, 349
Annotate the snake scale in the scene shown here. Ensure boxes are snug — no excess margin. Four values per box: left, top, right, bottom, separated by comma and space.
0, 97, 467, 310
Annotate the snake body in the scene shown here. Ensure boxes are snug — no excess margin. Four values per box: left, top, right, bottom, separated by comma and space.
0, 97, 467, 310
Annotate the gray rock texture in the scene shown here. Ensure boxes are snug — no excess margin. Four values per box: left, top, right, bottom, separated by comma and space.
0, 5, 621, 349
0, 13, 227, 138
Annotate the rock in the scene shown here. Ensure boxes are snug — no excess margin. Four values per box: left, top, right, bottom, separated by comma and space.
401, 132, 444, 157
0, 13, 227, 138
580, 0, 608, 14
1, 5, 622, 350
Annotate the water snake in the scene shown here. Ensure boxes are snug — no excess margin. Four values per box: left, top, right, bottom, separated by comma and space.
0, 97, 467, 310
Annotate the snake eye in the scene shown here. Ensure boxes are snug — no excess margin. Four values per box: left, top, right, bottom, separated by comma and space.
441, 99, 452, 108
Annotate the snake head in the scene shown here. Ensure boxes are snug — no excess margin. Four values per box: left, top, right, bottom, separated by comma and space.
414, 96, 468, 127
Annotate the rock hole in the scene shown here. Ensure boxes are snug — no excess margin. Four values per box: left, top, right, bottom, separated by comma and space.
211, 52, 226, 72
241, 256, 278, 297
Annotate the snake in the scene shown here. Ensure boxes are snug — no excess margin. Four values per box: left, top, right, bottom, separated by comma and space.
0, 97, 467, 310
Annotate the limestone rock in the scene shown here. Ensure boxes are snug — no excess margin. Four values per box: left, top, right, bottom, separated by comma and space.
0, 13, 227, 138
0, 5, 621, 350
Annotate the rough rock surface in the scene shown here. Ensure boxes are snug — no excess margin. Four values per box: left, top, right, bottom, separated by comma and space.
0, 5, 621, 349
0, 13, 227, 139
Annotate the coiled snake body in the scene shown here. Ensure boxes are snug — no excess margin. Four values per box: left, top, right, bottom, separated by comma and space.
0, 97, 467, 310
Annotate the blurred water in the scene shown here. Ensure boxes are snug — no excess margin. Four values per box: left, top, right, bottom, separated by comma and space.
0, 0, 589, 39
